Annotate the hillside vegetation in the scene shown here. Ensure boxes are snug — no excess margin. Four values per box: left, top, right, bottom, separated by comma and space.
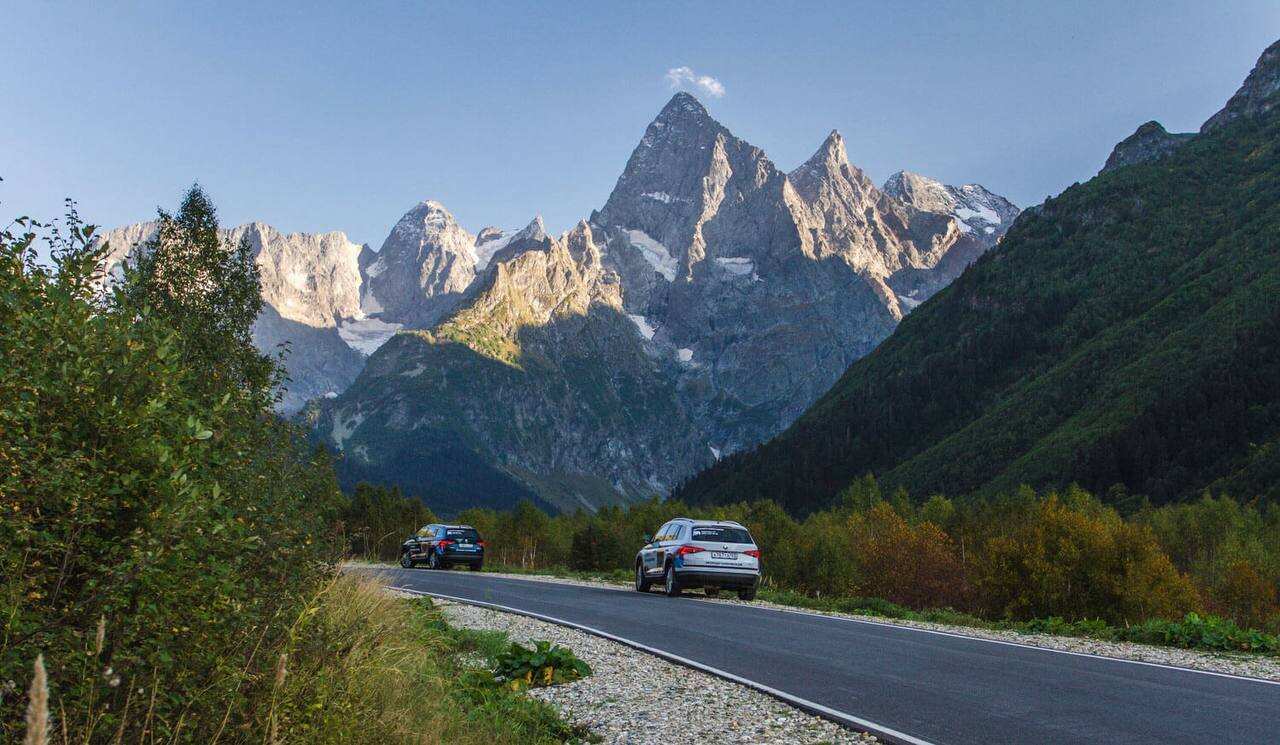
675, 99, 1280, 514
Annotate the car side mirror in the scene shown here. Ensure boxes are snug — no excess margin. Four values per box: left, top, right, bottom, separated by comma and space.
642, 534, 652, 545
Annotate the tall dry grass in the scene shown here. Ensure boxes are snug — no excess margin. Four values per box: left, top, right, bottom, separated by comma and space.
14, 574, 579, 744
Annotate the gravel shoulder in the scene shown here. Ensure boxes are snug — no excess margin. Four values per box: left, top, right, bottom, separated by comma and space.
476, 570, 1280, 682
430, 595, 875, 745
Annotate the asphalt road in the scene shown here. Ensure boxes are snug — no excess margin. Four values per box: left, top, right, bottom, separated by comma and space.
366, 566, 1280, 745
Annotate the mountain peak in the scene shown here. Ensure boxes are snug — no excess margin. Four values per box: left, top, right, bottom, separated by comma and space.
882, 171, 944, 203
1101, 120, 1194, 173
414, 199, 451, 214
1202, 37, 1280, 133
520, 215, 547, 242
884, 172, 1020, 238
810, 129, 849, 166
657, 92, 711, 123
789, 129, 858, 196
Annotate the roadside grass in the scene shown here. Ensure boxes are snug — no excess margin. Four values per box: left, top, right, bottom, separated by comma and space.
267, 574, 593, 744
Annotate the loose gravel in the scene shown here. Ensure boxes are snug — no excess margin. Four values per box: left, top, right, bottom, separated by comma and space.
476, 570, 1280, 682
434, 597, 876, 745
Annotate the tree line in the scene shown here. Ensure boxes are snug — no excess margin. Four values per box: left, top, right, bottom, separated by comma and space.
347, 477, 1280, 632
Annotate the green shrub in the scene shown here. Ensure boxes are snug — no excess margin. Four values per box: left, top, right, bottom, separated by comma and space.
493, 640, 592, 691
1, 193, 342, 741
1123, 613, 1280, 654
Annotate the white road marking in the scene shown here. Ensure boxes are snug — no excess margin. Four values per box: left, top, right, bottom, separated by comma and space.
387, 569, 1280, 687
390, 583, 935, 745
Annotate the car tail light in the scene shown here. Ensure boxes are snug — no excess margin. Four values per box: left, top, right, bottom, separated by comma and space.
744, 549, 761, 558
438, 539, 453, 549
675, 545, 705, 556
478, 541, 486, 549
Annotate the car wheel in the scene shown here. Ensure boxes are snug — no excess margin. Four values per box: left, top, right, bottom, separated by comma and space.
635, 563, 651, 592
704, 587, 719, 598
737, 586, 757, 601
663, 563, 681, 597
427, 552, 440, 570
400, 552, 414, 569
469, 561, 483, 571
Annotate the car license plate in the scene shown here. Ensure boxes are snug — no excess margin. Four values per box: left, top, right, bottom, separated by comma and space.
711, 551, 736, 559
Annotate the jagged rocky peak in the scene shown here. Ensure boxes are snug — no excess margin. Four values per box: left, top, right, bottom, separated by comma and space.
1101, 121, 1195, 173
596, 91, 792, 288
1202, 37, 1280, 133
599, 94, 720, 212
883, 171, 1019, 239
481, 216, 550, 267
563, 219, 602, 267
789, 129, 881, 207
362, 199, 477, 326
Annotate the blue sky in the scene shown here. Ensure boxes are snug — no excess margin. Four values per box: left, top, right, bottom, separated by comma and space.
3, 1, 1277, 248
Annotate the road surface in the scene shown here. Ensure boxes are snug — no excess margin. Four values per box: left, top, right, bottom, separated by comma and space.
363, 566, 1280, 745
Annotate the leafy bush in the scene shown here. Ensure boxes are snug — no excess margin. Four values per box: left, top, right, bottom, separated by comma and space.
493, 640, 592, 691
0, 192, 342, 740
970, 492, 1199, 624
1122, 613, 1280, 655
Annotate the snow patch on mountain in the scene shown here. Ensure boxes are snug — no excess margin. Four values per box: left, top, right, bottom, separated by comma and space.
473, 229, 519, 272
338, 317, 403, 355
883, 172, 1019, 240
627, 314, 659, 340
715, 257, 756, 277
626, 229, 678, 281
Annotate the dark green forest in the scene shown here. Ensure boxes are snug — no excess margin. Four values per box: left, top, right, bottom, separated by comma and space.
675, 91, 1280, 515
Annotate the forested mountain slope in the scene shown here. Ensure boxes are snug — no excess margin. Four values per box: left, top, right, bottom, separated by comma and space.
676, 40, 1280, 513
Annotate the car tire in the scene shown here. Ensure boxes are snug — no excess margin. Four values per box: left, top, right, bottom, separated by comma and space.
469, 561, 482, 571
704, 587, 719, 598
737, 586, 757, 601
400, 552, 414, 569
635, 563, 651, 592
663, 563, 681, 597
426, 552, 440, 570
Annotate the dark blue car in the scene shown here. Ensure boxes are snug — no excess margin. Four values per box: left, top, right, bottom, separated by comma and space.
400, 523, 485, 570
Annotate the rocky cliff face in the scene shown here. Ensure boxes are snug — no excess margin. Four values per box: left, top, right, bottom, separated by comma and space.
1100, 121, 1195, 173
1201, 38, 1280, 133
312, 222, 706, 513
361, 200, 478, 327
313, 93, 1020, 511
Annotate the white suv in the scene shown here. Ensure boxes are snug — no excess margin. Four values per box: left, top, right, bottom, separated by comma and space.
634, 518, 761, 600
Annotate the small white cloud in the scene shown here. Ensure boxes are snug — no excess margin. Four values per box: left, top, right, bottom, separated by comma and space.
665, 66, 726, 98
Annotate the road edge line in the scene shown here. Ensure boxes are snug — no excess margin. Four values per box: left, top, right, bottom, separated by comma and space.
391, 584, 935, 745
399, 568, 1280, 688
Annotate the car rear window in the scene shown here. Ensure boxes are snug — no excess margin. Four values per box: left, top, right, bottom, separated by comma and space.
690, 526, 753, 544
445, 528, 480, 542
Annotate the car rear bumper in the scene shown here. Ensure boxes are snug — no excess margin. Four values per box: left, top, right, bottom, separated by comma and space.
442, 552, 483, 564
674, 568, 759, 588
